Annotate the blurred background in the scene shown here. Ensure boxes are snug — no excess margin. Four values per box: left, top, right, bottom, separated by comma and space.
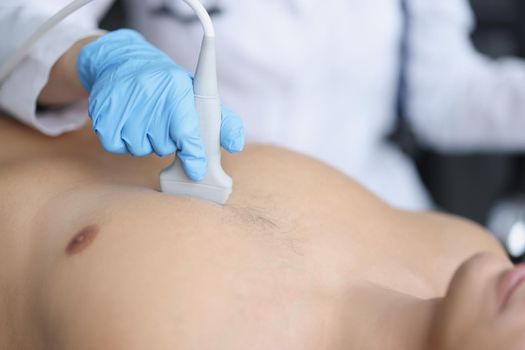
99, 0, 525, 260
417, 0, 525, 223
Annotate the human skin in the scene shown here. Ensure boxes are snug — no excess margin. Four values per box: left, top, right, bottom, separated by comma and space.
428, 254, 525, 350
0, 114, 520, 350
37, 35, 101, 107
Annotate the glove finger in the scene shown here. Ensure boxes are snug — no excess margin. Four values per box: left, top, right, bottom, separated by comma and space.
121, 114, 154, 157
146, 103, 178, 157
177, 136, 208, 182
220, 105, 245, 153
90, 92, 128, 154
121, 131, 154, 157
169, 87, 207, 181
147, 129, 178, 157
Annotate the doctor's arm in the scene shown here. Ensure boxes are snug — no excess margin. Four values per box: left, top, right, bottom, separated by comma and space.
0, 0, 113, 135
38, 35, 99, 106
405, 0, 525, 153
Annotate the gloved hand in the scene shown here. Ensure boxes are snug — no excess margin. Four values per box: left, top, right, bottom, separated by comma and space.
77, 29, 244, 181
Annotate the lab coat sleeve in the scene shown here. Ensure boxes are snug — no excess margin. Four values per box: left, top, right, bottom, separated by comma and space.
0, 0, 113, 136
406, 0, 525, 153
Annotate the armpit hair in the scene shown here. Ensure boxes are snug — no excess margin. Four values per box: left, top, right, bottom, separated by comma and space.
225, 204, 304, 256
226, 205, 280, 231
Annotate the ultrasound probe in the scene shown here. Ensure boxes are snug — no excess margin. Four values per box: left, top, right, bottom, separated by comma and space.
0, 0, 233, 204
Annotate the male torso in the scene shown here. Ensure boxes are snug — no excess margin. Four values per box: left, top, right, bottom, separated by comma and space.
0, 115, 504, 349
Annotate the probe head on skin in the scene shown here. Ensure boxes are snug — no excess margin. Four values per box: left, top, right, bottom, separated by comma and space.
160, 32, 233, 204
160, 156, 232, 205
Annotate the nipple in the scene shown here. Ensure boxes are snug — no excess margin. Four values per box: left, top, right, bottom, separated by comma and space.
66, 225, 100, 256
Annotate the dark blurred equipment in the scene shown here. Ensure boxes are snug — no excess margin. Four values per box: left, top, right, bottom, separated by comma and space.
471, 0, 525, 57
99, 0, 127, 30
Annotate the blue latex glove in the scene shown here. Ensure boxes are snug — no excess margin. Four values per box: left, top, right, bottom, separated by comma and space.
77, 29, 244, 181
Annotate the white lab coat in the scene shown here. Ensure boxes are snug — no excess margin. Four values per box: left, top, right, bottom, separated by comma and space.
2, 0, 525, 210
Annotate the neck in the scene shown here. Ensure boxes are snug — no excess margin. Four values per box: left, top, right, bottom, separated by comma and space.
332, 282, 440, 350
378, 296, 439, 350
